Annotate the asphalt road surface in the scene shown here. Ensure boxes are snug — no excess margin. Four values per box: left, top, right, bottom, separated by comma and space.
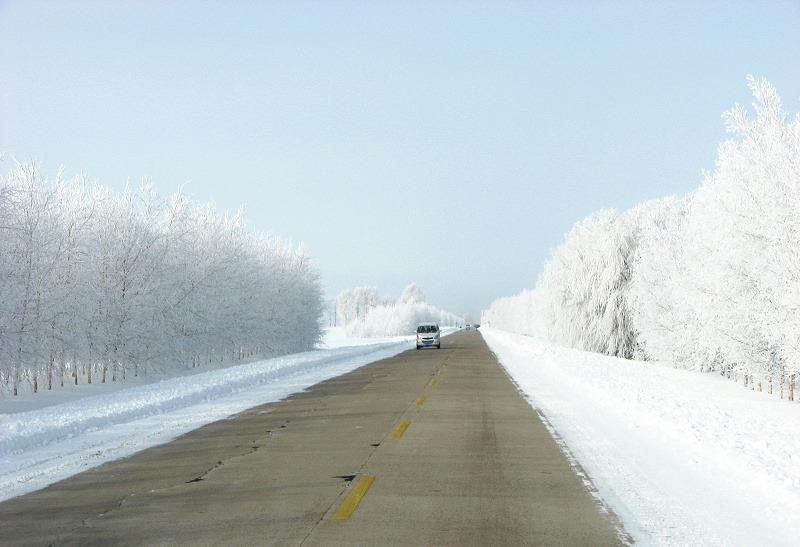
0, 329, 631, 546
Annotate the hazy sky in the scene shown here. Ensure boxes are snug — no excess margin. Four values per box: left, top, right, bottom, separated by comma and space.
1, 1, 798, 320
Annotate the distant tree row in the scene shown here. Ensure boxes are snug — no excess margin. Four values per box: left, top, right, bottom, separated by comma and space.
326, 283, 462, 337
325, 286, 394, 327
0, 163, 323, 395
483, 77, 799, 401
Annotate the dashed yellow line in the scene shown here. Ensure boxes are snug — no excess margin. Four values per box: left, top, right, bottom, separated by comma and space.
415, 395, 427, 406
390, 420, 411, 439
331, 475, 375, 520
429, 379, 437, 387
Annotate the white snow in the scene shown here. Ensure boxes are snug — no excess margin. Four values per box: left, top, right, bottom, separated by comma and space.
0, 329, 416, 502
2, 327, 797, 546
481, 327, 800, 547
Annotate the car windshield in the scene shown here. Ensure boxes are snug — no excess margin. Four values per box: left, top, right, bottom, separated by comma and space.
417, 325, 438, 333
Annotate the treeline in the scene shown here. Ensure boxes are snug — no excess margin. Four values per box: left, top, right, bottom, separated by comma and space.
326, 283, 462, 337
483, 77, 799, 400
0, 162, 323, 395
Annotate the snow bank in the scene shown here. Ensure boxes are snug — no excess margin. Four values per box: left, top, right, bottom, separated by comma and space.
482, 327, 800, 547
0, 334, 413, 501
0, 345, 391, 456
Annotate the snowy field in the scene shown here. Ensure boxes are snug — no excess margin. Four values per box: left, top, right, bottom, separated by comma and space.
1, 327, 798, 546
481, 328, 800, 547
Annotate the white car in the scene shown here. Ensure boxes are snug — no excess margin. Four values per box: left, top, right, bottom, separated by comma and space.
416, 322, 441, 349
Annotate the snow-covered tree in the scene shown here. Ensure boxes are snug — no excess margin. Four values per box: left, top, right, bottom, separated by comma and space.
0, 163, 63, 393
330, 282, 461, 338
327, 286, 392, 327
345, 301, 461, 338
0, 162, 324, 395
537, 209, 636, 357
484, 77, 800, 401
399, 282, 426, 305
678, 77, 800, 394
626, 196, 690, 363
481, 289, 542, 337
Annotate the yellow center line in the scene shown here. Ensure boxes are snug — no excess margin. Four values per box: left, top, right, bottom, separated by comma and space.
331, 475, 375, 520
437, 369, 444, 375
415, 395, 427, 406
389, 420, 411, 439
429, 379, 437, 387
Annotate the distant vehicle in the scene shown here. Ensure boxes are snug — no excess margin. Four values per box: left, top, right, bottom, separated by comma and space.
416, 322, 441, 349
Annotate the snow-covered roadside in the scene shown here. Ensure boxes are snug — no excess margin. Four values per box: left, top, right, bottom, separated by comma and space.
0, 330, 415, 502
482, 327, 800, 547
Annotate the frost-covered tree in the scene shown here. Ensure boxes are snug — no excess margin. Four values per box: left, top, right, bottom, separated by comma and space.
399, 282, 426, 305
625, 77, 800, 399
345, 301, 461, 338
481, 208, 637, 358
43, 172, 98, 388
484, 77, 800, 401
678, 77, 800, 394
331, 282, 461, 338
626, 196, 691, 363
536, 209, 637, 357
327, 286, 391, 327
0, 163, 62, 393
86, 183, 169, 381
0, 162, 324, 395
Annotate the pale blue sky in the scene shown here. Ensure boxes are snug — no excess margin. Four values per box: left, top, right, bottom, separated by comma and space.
1, 1, 798, 320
